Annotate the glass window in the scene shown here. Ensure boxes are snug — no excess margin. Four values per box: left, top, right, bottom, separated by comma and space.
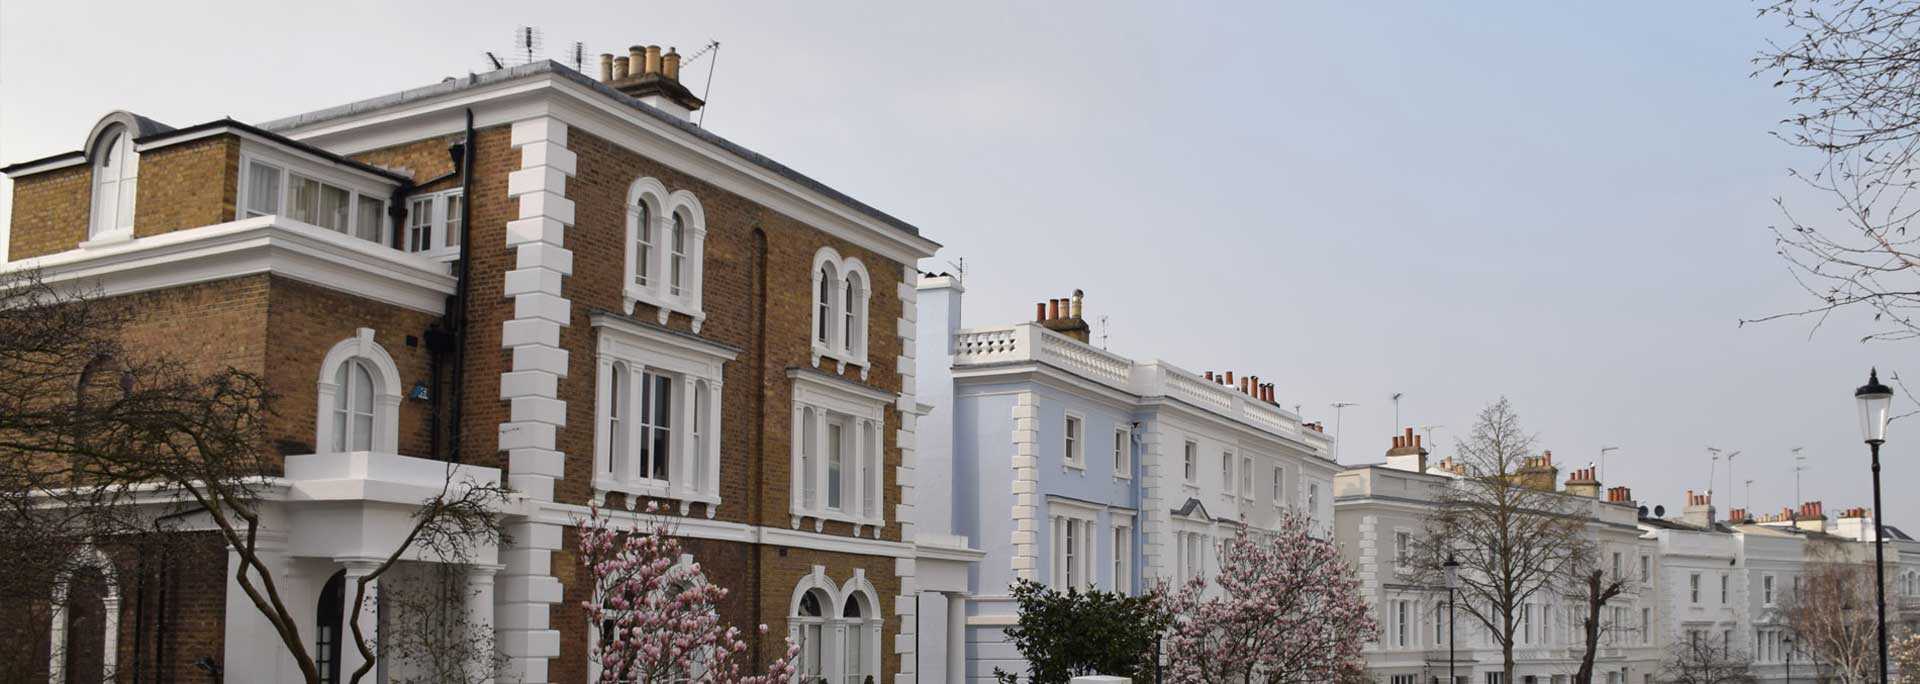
801, 409, 817, 508
843, 273, 860, 353
827, 421, 845, 510
1114, 428, 1130, 475
606, 364, 626, 476
639, 371, 672, 482
1113, 525, 1130, 594
1273, 466, 1284, 502
444, 193, 463, 247
355, 196, 384, 243
1690, 574, 1701, 603
1240, 456, 1253, 497
332, 359, 376, 451
1221, 452, 1233, 491
90, 126, 137, 238
670, 212, 687, 296
816, 266, 835, 345
635, 201, 653, 287
407, 197, 434, 252
1183, 441, 1197, 481
244, 161, 282, 218
1064, 416, 1081, 466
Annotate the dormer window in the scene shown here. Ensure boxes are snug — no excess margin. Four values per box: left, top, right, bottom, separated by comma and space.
88, 124, 137, 241
809, 247, 870, 374
624, 178, 707, 330
238, 149, 393, 246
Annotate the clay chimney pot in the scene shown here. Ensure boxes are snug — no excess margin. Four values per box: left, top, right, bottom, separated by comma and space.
644, 45, 663, 75
599, 53, 614, 81
612, 56, 630, 80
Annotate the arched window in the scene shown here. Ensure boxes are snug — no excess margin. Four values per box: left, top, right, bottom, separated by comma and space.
837, 578, 882, 684
816, 262, 838, 347
332, 359, 376, 452
634, 200, 654, 288
670, 211, 688, 296
316, 329, 402, 455
316, 571, 346, 684
795, 588, 831, 683
843, 271, 862, 358
89, 124, 137, 240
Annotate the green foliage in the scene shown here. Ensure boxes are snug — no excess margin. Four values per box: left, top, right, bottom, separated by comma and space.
992, 579, 1172, 684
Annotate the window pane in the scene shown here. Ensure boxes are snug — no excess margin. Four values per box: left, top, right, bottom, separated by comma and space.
408, 197, 433, 252
827, 422, 843, 510
444, 194, 463, 247
247, 163, 281, 217
816, 269, 832, 343
351, 363, 374, 412
351, 415, 373, 451
635, 203, 652, 286
319, 184, 350, 232
608, 368, 624, 475
355, 197, 384, 242
289, 176, 320, 225
670, 213, 686, 295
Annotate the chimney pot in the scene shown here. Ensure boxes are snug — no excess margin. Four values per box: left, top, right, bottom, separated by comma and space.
628, 45, 646, 78
1048, 299, 1060, 320
645, 45, 663, 75
599, 53, 614, 81
612, 56, 630, 80
1036, 302, 1046, 322
662, 46, 682, 81
1225, 371, 1235, 385
1204, 371, 1214, 381
1071, 289, 1084, 319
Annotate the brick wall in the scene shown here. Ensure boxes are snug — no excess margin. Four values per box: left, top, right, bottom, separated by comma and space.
263, 276, 445, 460
133, 135, 239, 237
6, 164, 91, 260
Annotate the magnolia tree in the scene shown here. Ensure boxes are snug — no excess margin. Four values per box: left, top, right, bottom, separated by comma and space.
1164, 509, 1375, 684
577, 504, 799, 684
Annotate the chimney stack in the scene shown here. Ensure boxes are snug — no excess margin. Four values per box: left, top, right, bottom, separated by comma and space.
1385, 427, 1429, 474
1564, 465, 1601, 499
595, 40, 705, 120
1514, 451, 1560, 492
1034, 289, 1092, 343
1606, 486, 1635, 506
1681, 490, 1715, 528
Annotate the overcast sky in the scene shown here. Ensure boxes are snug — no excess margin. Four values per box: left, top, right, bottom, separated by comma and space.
3, 1, 1912, 527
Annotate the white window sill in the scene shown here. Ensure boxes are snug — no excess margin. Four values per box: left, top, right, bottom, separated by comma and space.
790, 507, 886, 537
593, 478, 721, 517
79, 229, 135, 249
810, 342, 871, 380
1114, 473, 1133, 481
1063, 462, 1085, 473
624, 285, 706, 332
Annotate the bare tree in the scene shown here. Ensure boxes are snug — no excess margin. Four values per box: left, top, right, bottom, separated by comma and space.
1784, 539, 1886, 684
1749, 0, 1920, 340
0, 269, 510, 684
381, 563, 509, 684
1409, 398, 1594, 684
1572, 568, 1629, 684
1661, 634, 1755, 684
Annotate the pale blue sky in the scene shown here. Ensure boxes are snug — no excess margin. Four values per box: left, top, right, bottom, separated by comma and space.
2, 1, 1909, 526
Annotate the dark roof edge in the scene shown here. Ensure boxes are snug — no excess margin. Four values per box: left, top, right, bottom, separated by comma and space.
1, 151, 87, 176
136, 119, 413, 184
256, 60, 923, 238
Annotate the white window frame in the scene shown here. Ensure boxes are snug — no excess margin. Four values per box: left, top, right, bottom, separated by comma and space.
1395, 531, 1411, 567
592, 313, 734, 514
623, 178, 708, 330
789, 368, 890, 534
1111, 512, 1134, 595
1113, 426, 1132, 479
1690, 573, 1701, 604
236, 144, 394, 246
1272, 466, 1285, 506
1063, 413, 1084, 470
314, 328, 402, 455
1182, 440, 1198, 483
1047, 498, 1100, 590
1239, 455, 1253, 499
1221, 451, 1234, 494
402, 189, 464, 260
88, 123, 137, 242
808, 247, 872, 374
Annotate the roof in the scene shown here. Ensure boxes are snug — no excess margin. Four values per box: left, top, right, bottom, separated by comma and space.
257, 60, 923, 238
0, 111, 176, 176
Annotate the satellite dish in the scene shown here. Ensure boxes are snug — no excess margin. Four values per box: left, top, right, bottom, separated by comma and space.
1654, 505, 1666, 518
1638, 505, 1649, 518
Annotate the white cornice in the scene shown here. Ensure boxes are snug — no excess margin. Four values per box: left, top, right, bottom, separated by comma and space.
269, 73, 940, 264
1, 216, 457, 314
525, 499, 918, 558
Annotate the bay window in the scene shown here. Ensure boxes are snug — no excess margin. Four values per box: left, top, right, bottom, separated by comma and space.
1048, 499, 1099, 590
238, 151, 393, 246
403, 190, 464, 258
789, 368, 890, 534
592, 313, 733, 514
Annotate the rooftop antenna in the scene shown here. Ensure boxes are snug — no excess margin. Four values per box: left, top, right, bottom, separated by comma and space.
1599, 446, 1619, 484
1098, 315, 1110, 350
1328, 402, 1358, 463
1792, 447, 1807, 510
943, 257, 965, 282
1707, 447, 1722, 499
1419, 424, 1445, 447
569, 41, 588, 73
1724, 451, 1742, 509
1390, 393, 1404, 432
514, 26, 543, 65
681, 39, 721, 127
1744, 479, 1755, 514
485, 52, 505, 70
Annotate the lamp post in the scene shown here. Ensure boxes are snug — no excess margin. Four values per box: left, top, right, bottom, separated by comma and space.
1444, 556, 1460, 684
1783, 635, 1793, 684
1855, 368, 1894, 684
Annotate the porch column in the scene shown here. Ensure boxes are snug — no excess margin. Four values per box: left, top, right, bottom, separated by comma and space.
467, 565, 499, 684
102, 594, 121, 680
339, 559, 382, 682
946, 593, 967, 684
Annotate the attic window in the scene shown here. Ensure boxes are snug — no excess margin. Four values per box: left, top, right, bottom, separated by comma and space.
88, 124, 137, 241
237, 151, 391, 246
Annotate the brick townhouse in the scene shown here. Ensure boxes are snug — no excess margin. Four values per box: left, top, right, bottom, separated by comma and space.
3, 46, 952, 684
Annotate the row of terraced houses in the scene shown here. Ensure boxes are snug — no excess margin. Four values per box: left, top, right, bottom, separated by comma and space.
4, 50, 1917, 684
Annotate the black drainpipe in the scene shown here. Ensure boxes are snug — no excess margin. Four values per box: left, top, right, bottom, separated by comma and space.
415, 138, 468, 461
445, 108, 477, 464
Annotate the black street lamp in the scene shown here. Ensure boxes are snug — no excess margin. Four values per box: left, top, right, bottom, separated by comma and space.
1783, 635, 1793, 684
1444, 556, 1460, 684
1855, 368, 1894, 684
